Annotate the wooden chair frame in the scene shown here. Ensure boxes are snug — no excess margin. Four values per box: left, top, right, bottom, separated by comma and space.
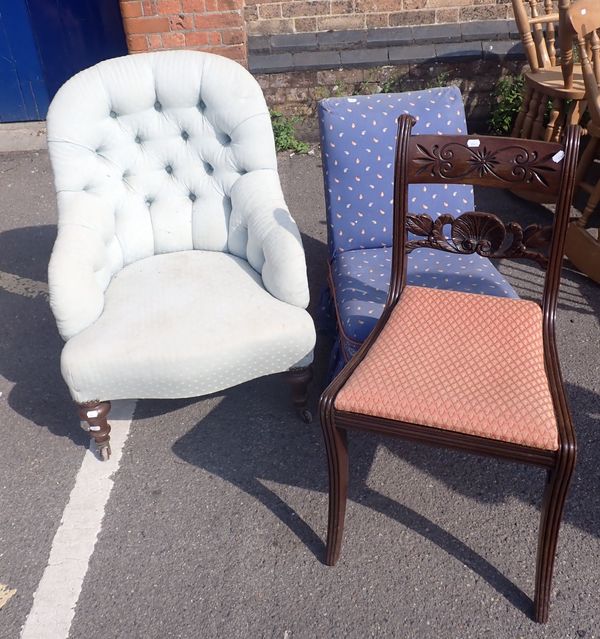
511, 0, 585, 143
564, 0, 600, 283
319, 116, 581, 623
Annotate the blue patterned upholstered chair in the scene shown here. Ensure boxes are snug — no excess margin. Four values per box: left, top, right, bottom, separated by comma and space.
318, 86, 518, 370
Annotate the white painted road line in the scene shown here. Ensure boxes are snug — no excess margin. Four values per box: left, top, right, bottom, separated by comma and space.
21, 400, 136, 639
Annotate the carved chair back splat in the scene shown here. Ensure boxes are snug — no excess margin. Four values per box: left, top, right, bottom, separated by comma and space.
319, 116, 581, 624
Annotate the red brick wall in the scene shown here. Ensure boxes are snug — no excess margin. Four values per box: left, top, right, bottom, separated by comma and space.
245, 0, 513, 35
119, 0, 247, 64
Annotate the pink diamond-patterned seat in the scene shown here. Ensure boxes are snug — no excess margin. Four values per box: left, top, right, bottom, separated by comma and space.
335, 285, 558, 451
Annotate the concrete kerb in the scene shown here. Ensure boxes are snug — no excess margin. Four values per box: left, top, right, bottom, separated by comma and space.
0, 121, 47, 153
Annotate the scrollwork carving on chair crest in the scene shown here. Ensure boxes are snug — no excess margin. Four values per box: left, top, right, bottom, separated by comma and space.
412, 141, 558, 188
406, 212, 553, 267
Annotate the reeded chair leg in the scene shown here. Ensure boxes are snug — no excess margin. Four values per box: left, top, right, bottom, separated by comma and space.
78, 401, 112, 461
321, 417, 349, 566
534, 460, 575, 623
286, 366, 313, 423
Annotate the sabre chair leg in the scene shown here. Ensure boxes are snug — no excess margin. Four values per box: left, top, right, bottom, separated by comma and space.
78, 400, 112, 461
286, 366, 313, 423
534, 458, 575, 623
321, 416, 349, 566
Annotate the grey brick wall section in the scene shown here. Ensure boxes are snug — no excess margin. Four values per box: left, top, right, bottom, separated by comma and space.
271, 32, 318, 52
248, 19, 525, 74
340, 47, 389, 67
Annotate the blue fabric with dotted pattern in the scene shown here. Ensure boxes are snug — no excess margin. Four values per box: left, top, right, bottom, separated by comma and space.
318, 87, 518, 362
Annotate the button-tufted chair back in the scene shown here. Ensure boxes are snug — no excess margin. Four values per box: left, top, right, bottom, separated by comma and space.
47, 51, 277, 279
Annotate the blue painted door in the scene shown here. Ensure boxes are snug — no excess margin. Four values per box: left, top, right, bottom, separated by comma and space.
26, 0, 128, 101
0, 0, 127, 122
0, 1, 49, 122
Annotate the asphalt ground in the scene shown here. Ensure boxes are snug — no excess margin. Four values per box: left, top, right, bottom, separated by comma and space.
0, 148, 599, 639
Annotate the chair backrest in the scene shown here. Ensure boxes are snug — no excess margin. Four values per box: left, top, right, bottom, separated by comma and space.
391, 116, 581, 321
47, 51, 276, 267
511, 0, 575, 86
567, 0, 600, 124
318, 86, 473, 260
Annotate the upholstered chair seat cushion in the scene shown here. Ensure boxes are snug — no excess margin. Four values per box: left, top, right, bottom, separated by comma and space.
334, 285, 558, 451
61, 251, 316, 403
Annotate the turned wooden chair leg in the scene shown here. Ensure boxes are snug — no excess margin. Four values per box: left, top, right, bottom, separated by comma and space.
513, 85, 533, 138
531, 93, 549, 140
534, 458, 575, 623
286, 366, 313, 423
78, 401, 112, 461
544, 99, 562, 142
522, 90, 541, 139
321, 417, 349, 566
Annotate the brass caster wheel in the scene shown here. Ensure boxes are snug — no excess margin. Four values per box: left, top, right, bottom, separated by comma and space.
299, 408, 313, 424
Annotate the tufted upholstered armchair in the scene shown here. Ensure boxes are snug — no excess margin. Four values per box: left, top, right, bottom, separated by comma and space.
47, 51, 316, 459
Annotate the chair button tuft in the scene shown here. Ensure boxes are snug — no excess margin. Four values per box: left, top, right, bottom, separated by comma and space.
189, 192, 197, 202
154, 100, 162, 112
135, 135, 142, 144
165, 165, 173, 174
197, 99, 206, 111
109, 110, 117, 119
205, 162, 214, 174
181, 130, 189, 141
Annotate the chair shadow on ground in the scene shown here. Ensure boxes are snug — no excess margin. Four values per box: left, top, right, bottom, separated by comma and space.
171, 372, 599, 618
0, 224, 89, 447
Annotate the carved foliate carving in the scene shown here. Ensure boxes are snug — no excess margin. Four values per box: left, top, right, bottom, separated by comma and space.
411, 141, 559, 189
406, 212, 553, 267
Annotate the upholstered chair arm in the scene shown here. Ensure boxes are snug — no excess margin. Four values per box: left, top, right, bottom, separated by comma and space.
48, 191, 122, 341
229, 170, 310, 309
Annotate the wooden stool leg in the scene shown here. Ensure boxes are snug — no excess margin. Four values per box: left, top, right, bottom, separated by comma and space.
78, 401, 112, 461
320, 413, 349, 566
534, 457, 575, 623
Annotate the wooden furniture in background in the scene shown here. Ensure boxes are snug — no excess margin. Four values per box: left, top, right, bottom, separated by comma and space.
511, 0, 585, 142
565, 0, 600, 283
319, 116, 581, 623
